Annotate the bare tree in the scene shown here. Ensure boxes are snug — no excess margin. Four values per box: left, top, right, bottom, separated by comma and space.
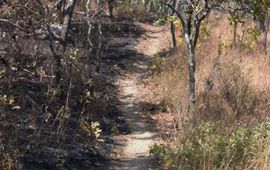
258, 11, 270, 55
166, 0, 220, 125
60, 0, 78, 50
263, 12, 269, 55
96, 0, 103, 72
170, 0, 177, 47
36, 0, 78, 91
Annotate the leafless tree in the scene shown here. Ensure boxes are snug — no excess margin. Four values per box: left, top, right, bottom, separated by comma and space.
166, 0, 222, 125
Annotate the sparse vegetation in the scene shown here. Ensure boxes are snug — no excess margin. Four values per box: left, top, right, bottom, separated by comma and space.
151, 122, 270, 169
146, 5, 270, 169
1, 0, 270, 169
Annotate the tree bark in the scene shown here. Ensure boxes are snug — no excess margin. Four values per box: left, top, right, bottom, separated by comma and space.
183, 22, 197, 124
170, 0, 177, 47
56, 0, 77, 97
232, 22, 237, 48
263, 12, 269, 55
165, 0, 211, 126
263, 27, 268, 55
96, 21, 103, 72
86, 0, 93, 60
171, 21, 177, 47
108, 0, 114, 21
96, 0, 103, 72
185, 36, 196, 125
61, 0, 77, 50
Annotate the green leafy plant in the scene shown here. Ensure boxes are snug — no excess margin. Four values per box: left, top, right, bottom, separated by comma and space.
228, 11, 243, 26
154, 15, 177, 26
238, 27, 261, 51
151, 54, 167, 74
151, 122, 270, 170
247, 27, 261, 41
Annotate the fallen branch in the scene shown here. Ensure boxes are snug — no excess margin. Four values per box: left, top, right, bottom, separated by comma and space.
0, 19, 25, 31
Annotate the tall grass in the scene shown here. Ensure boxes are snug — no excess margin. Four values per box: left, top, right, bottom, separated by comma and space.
149, 13, 270, 169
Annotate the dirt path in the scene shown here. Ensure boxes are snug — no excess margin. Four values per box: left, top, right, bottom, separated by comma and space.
109, 23, 168, 170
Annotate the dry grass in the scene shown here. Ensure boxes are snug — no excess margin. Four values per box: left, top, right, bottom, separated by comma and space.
150, 12, 270, 124
148, 12, 270, 169
116, 6, 156, 22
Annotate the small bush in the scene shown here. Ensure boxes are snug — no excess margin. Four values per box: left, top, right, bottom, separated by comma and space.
150, 122, 270, 170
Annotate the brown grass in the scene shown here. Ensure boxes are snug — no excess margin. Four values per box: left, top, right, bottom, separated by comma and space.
147, 12, 270, 134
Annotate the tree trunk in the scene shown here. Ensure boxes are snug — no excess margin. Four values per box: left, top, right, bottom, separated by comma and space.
161, 0, 165, 13
263, 27, 268, 55
57, 0, 77, 97
263, 12, 269, 55
108, 0, 114, 21
187, 47, 196, 124
170, 0, 177, 47
96, 0, 103, 72
96, 21, 103, 72
232, 22, 237, 48
61, 0, 77, 50
144, 0, 147, 10
170, 21, 177, 47
86, 0, 93, 60
46, 25, 62, 85
184, 33, 196, 125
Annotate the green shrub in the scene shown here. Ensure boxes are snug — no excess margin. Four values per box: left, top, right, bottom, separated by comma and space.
150, 122, 270, 170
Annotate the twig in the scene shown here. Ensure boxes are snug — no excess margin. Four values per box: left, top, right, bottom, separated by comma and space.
0, 19, 25, 31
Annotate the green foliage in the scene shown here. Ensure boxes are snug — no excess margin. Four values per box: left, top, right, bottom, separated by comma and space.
151, 122, 270, 169
220, 40, 233, 53
154, 15, 177, 26
197, 21, 211, 48
249, 0, 270, 22
239, 40, 256, 51
239, 27, 261, 51
200, 21, 211, 39
167, 15, 177, 23
151, 54, 166, 74
153, 18, 167, 26
247, 27, 261, 41
228, 11, 243, 25
220, 27, 261, 52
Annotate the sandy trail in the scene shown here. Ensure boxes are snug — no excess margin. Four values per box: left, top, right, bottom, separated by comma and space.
109, 23, 168, 170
